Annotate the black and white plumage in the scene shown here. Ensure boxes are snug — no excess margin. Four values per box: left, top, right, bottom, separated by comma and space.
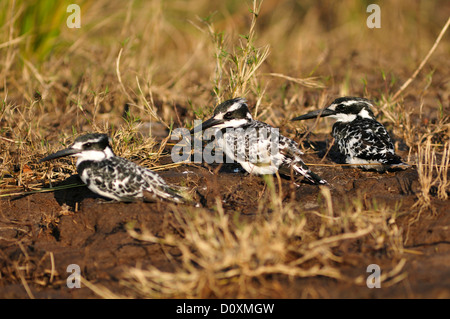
291, 97, 408, 171
40, 133, 186, 203
190, 98, 327, 185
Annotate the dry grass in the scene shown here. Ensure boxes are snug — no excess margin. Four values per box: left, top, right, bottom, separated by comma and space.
414, 138, 450, 211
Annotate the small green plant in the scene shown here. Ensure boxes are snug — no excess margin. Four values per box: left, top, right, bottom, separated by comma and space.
200, 0, 270, 105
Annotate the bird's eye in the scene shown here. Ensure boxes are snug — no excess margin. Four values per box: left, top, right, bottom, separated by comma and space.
84, 142, 92, 148
224, 112, 232, 119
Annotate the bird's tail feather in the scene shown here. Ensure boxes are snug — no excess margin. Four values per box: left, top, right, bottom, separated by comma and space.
293, 162, 328, 185
163, 186, 192, 204
389, 162, 410, 170
385, 154, 410, 171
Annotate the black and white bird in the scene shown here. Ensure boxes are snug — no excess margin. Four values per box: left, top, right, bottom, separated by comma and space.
40, 133, 186, 203
291, 97, 408, 171
190, 97, 327, 185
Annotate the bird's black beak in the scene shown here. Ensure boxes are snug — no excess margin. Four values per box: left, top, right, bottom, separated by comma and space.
291, 108, 336, 121
190, 117, 224, 134
39, 147, 80, 163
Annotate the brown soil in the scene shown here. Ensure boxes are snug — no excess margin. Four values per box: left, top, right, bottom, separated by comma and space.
0, 139, 449, 299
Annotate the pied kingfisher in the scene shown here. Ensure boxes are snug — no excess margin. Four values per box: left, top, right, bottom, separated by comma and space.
40, 133, 186, 203
291, 96, 408, 171
190, 98, 327, 185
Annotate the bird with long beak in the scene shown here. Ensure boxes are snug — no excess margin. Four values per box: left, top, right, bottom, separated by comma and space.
190, 98, 327, 185
291, 97, 409, 171
40, 133, 187, 203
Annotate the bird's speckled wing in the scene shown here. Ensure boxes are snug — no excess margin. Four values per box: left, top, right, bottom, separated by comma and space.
332, 118, 402, 165
78, 157, 185, 203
